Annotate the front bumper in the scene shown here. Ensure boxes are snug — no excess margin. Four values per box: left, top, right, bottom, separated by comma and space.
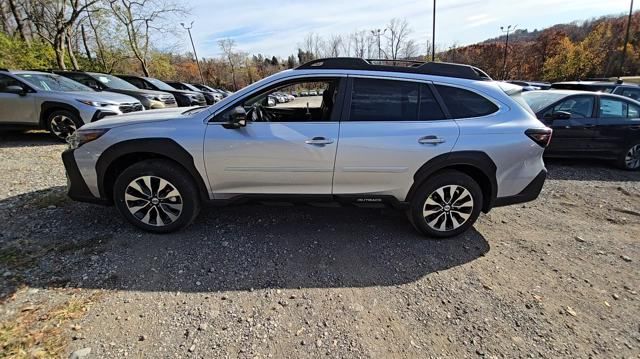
493, 169, 547, 207
61, 149, 109, 205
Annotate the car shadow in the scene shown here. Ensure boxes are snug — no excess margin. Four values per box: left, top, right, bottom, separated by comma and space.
546, 159, 640, 182
0, 130, 61, 148
0, 187, 490, 298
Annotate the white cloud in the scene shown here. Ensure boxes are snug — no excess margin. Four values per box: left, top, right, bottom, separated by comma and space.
176, 0, 632, 58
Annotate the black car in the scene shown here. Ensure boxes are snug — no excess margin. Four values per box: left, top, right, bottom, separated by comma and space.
165, 81, 217, 105
523, 90, 640, 170
550, 81, 640, 101
54, 71, 177, 110
116, 75, 206, 107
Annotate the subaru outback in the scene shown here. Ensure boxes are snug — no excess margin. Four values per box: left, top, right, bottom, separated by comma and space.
0, 69, 144, 140
62, 58, 551, 238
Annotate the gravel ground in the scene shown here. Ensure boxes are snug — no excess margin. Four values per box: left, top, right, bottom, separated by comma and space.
0, 130, 639, 358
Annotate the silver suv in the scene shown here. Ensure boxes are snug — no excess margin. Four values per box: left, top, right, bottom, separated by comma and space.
62, 58, 552, 238
0, 69, 144, 140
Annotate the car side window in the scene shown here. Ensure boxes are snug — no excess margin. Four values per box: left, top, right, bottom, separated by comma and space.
69, 74, 101, 89
0, 74, 25, 93
621, 88, 640, 101
126, 77, 145, 89
419, 84, 445, 120
599, 98, 628, 118
435, 85, 498, 119
350, 78, 419, 121
544, 96, 595, 119
628, 103, 640, 118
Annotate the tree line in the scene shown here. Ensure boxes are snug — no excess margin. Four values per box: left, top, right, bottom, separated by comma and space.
0, 1, 638, 91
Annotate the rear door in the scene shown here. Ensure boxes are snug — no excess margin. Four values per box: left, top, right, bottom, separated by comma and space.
593, 96, 640, 158
332, 77, 459, 200
540, 95, 597, 155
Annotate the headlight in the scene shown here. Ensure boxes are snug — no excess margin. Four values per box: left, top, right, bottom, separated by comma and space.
142, 94, 159, 101
76, 99, 114, 107
68, 128, 110, 149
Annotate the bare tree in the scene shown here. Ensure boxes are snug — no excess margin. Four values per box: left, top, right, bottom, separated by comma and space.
108, 0, 182, 76
325, 34, 344, 57
219, 38, 241, 90
0, 2, 10, 34
385, 18, 412, 60
300, 32, 324, 59
350, 30, 368, 58
7, 0, 29, 43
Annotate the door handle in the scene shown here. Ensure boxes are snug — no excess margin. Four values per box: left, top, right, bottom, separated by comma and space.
418, 135, 446, 145
305, 137, 334, 145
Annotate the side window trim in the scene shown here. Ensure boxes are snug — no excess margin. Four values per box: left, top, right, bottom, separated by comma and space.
208, 75, 347, 124
0, 74, 35, 93
343, 75, 448, 122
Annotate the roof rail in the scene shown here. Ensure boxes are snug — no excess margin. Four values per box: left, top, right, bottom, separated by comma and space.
295, 57, 492, 80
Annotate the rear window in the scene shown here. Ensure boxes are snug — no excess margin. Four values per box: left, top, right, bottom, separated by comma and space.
435, 85, 498, 118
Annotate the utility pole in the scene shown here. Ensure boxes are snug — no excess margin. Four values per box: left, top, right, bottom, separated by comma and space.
432, 0, 436, 61
181, 21, 206, 85
371, 29, 387, 59
371, 29, 387, 60
620, 0, 634, 76
500, 25, 516, 80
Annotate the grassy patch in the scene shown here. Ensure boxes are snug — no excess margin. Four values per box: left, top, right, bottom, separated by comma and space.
0, 292, 101, 358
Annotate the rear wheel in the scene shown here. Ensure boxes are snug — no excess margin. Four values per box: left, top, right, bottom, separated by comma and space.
46, 110, 82, 141
408, 170, 483, 239
617, 144, 640, 171
113, 160, 201, 233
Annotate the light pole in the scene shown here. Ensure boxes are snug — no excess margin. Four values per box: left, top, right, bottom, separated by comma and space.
370, 29, 387, 59
181, 21, 205, 85
432, 0, 436, 61
500, 25, 516, 80
620, 0, 634, 76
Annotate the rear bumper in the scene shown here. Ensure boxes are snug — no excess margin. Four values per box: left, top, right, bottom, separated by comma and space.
62, 149, 109, 205
493, 169, 547, 207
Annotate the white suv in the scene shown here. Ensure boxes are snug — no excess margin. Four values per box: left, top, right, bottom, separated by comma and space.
62, 58, 551, 238
0, 69, 144, 140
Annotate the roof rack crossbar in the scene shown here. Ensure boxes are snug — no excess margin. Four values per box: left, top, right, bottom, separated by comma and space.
295, 57, 492, 81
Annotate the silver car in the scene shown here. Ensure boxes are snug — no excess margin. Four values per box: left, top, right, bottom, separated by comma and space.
62, 58, 551, 238
0, 70, 144, 140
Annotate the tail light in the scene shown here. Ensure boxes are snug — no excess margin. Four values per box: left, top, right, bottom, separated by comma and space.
525, 128, 553, 148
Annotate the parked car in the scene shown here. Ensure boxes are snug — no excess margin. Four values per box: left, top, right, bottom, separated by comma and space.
300, 90, 309, 96
522, 89, 640, 170
116, 75, 206, 107
506, 80, 551, 91
54, 71, 177, 110
550, 80, 640, 101
190, 84, 224, 102
62, 58, 550, 238
0, 69, 143, 140
165, 81, 217, 105
309, 90, 318, 96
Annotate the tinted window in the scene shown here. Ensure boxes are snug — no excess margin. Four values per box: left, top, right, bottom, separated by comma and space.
543, 96, 594, 119
620, 88, 640, 101
66, 73, 101, 89
599, 98, 640, 119
628, 103, 640, 118
350, 78, 418, 121
435, 85, 498, 118
419, 84, 445, 120
0, 74, 25, 93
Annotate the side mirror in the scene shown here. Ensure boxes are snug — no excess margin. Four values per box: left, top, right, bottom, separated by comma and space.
222, 106, 247, 129
6, 85, 26, 96
551, 111, 571, 120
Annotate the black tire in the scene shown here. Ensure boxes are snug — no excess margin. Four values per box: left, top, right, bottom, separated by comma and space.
616, 143, 640, 171
407, 170, 483, 239
45, 109, 82, 141
113, 159, 201, 233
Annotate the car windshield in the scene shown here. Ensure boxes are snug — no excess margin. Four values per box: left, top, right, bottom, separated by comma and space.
147, 78, 176, 91
522, 91, 568, 113
17, 73, 93, 92
91, 73, 139, 90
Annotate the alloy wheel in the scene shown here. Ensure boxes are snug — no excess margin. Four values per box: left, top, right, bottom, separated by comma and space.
124, 176, 183, 226
423, 185, 474, 232
625, 145, 640, 170
49, 115, 77, 140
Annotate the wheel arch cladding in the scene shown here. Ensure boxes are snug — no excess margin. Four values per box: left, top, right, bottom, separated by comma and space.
406, 151, 498, 212
40, 101, 81, 127
96, 138, 209, 203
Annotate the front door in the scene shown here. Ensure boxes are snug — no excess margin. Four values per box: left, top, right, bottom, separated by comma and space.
203, 77, 344, 197
0, 74, 36, 125
541, 95, 597, 156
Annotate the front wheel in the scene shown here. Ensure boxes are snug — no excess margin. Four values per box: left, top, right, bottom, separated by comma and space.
617, 144, 640, 171
46, 110, 82, 141
408, 170, 483, 239
113, 160, 201, 233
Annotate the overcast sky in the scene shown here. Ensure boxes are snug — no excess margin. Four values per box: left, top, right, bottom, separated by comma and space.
177, 0, 633, 58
